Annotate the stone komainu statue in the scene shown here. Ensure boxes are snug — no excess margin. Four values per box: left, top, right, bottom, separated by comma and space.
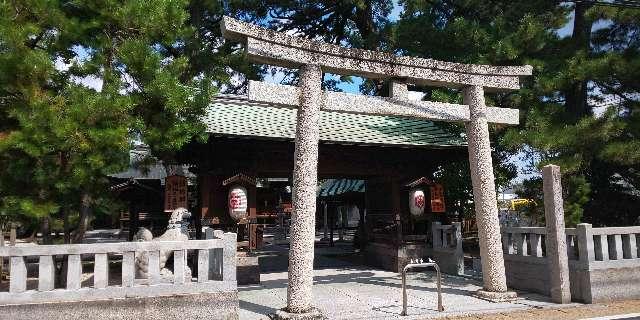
133, 207, 192, 281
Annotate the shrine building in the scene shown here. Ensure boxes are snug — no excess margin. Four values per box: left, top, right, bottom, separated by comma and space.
179, 93, 467, 271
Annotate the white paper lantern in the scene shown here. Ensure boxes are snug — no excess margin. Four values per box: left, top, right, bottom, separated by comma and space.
409, 189, 426, 216
228, 185, 248, 221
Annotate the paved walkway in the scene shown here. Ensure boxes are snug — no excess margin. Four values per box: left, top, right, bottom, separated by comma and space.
239, 266, 568, 320
239, 233, 577, 319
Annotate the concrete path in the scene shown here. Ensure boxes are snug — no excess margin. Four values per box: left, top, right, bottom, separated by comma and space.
239, 266, 566, 319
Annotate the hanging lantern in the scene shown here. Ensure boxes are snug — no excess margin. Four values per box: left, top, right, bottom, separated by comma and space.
228, 185, 248, 221
409, 188, 426, 216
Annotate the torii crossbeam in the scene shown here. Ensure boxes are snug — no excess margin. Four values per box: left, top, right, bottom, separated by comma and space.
221, 16, 531, 318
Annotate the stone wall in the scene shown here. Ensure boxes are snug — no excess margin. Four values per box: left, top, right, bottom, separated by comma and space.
502, 224, 640, 303
501, 227, 550, 295
568, 225, 640, 303
364, 241, 431, 273
504, 255, 550, 295
0, 291, 238, 320
0, 234, 239, 318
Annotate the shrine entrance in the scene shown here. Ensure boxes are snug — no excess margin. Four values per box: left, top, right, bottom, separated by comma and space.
213, 16, 532, 318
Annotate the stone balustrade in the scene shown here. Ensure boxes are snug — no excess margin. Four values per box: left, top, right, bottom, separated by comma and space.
501, 226, 551, 295
501, 224, 640, 303
0, 233, 237, 306
575, 225, 640, 265
502, 227, 546, 259
432, 222, 464, 275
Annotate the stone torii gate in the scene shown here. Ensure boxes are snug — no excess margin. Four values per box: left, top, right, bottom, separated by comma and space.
221, 16, 531, 318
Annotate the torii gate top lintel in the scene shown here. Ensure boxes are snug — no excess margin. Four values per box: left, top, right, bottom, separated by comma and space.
221, 16, 532, 91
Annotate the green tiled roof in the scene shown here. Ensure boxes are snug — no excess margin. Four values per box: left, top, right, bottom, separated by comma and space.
318, 179, 365, 197
204, 95, 466, 148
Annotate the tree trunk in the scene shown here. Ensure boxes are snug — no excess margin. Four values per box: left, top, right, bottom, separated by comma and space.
63, 206, 71, 244
565, 2, 594, 121
41, 217, 52, 245
73, 192, 92, 243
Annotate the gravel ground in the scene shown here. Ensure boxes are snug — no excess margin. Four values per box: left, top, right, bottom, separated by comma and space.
442, 299, 640, 320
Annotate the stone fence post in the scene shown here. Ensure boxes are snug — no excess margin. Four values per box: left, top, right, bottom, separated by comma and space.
223, 232, 237, 282
576, 223, 594, 269
452, 222, 464, 274
542, 164, 571, 304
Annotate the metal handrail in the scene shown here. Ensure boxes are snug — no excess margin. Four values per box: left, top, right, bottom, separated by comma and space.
401, 259, 444, 316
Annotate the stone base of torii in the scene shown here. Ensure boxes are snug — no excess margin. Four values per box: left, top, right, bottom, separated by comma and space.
220, 16, 533, 318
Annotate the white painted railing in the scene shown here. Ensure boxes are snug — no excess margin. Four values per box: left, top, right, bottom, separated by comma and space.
0, 233, 236, 305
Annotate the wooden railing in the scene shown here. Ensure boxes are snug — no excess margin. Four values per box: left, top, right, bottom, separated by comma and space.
0, 233, 236, 305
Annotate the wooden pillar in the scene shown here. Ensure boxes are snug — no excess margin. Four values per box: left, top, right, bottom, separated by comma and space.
248, 184, 258, 250
128, 202, 138, 241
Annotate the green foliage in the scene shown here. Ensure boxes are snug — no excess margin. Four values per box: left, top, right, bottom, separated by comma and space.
392, 1, 638, 225
563, 175, 590, 227
501, 3, 640, 226
0, 0, 216, 240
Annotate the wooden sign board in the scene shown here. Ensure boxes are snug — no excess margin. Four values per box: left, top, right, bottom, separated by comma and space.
165, 175, 188, 212
430, 184, 446, 213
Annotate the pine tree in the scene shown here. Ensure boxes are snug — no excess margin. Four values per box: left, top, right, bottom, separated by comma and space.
0, 0, 217, 242
502, 2, 640, 226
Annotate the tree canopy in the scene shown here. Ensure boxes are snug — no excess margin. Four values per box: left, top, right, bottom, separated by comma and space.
0, 0, 216, 241
1, 0, 638, 238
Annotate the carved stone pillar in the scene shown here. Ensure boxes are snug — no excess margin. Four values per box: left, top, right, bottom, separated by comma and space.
463, 85, 515, 300
285, 64, 322, 315
543, 164, 571, 303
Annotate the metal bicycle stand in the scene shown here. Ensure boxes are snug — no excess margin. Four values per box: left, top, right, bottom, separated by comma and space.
401, 259, 444, 316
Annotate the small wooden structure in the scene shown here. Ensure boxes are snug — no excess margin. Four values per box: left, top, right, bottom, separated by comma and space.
109, 179, 164, 240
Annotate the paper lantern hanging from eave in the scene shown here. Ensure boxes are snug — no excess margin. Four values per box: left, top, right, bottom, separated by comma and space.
409, 189, 426, 216
228, 185, 248, 221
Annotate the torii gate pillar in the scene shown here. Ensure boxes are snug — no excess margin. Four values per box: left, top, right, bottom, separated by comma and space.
464, 86, 515, 300
286, 64, 323, 315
